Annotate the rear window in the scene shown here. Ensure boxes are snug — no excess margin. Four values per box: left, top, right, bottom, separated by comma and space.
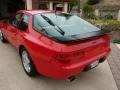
33, 13, 100, 37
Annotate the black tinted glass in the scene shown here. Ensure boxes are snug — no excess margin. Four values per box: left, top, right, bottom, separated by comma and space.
19, 14, 29, 30
11, 13, 23, 27
33, 13, 100, 37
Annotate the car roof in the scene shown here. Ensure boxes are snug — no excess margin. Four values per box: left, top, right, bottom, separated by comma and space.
18, 10, 62, 15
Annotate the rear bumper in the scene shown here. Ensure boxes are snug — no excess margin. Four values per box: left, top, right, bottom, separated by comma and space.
35, 48, 111, 80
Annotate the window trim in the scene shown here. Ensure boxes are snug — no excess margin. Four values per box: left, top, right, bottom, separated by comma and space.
9, 13, 23, 28
32, 14, 57, 42
18, 14, 30, 31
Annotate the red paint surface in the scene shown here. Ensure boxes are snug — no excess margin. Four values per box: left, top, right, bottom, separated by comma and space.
0, 10, 111, 80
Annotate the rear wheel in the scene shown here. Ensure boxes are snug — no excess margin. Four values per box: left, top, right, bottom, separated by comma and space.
20, 48, 37, 77
0, 30, 7, 43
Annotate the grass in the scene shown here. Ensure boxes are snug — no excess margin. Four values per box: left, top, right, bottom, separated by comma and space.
113, 39, 120, 44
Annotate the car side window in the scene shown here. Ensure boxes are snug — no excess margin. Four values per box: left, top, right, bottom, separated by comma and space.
18, 14, 29, 31
10, 13, 23, 27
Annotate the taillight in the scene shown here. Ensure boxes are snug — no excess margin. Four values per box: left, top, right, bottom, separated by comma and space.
103, 35, 110, 47
52, 51, 85, 64
53, 54, 71, 64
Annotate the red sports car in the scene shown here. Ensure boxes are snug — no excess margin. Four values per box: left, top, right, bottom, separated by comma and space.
0, 10, 111, 81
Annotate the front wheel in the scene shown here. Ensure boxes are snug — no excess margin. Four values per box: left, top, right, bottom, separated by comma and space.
20, 48, 38, 77
0, 30, 7, 43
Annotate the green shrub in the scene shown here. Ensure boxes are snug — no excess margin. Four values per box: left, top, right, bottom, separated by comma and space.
69, 0, 78, 12
105, 20, 120, 31
113, 39, 120, 44
87, 19, 103, 25
83, 5, 94, 18
104, 14, 114, 20
87, 0, 100, 5
87, 19, 120, 31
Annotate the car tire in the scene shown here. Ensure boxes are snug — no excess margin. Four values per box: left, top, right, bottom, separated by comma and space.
20, 48, 38, 77
99, 58, 106, 63
0, 30, 7, 43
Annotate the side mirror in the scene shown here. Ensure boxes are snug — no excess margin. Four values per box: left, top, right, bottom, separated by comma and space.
0, 22, 3, 28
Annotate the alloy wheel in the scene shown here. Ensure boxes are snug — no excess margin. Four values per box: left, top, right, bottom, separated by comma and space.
0, 30, 3, 41
22, 50, 31, 73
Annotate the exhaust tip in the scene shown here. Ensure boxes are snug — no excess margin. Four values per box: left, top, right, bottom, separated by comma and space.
67, 76, 76, 82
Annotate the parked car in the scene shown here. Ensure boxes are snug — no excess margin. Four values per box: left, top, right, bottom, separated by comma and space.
0, 10, 111, 81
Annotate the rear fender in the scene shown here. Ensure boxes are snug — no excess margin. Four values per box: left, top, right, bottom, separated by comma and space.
0, 22, 3, 28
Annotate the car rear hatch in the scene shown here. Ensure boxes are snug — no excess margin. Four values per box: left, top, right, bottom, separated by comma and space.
53, 31, 110, 65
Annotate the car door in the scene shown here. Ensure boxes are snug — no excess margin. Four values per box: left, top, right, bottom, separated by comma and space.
5, 13, 23, 47
15, 14, 30, 48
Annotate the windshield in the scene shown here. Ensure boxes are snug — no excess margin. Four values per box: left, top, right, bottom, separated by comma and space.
33, 13, 100, 37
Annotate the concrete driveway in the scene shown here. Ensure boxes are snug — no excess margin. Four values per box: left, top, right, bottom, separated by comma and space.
0, 42, 118, 90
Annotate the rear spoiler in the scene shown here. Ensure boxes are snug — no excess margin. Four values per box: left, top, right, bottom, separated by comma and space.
53, 30, 111, 44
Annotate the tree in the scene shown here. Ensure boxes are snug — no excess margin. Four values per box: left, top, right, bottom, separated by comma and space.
69, 0, 78, 12
83, 4, 94, 18
87, 0, 100, 5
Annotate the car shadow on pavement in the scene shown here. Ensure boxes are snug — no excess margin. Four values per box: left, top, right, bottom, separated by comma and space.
29, 62, 117, 90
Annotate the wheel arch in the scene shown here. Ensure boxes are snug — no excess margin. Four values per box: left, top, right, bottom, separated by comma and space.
19, 45, 38, 76
19, 45, 26, 57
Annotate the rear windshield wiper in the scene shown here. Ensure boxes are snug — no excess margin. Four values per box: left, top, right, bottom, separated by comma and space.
41, 14, 65, 36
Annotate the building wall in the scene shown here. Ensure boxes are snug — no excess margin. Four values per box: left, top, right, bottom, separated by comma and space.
33, 0, 70, 2
31, 0, 69, 12
97, 0, 120, 7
